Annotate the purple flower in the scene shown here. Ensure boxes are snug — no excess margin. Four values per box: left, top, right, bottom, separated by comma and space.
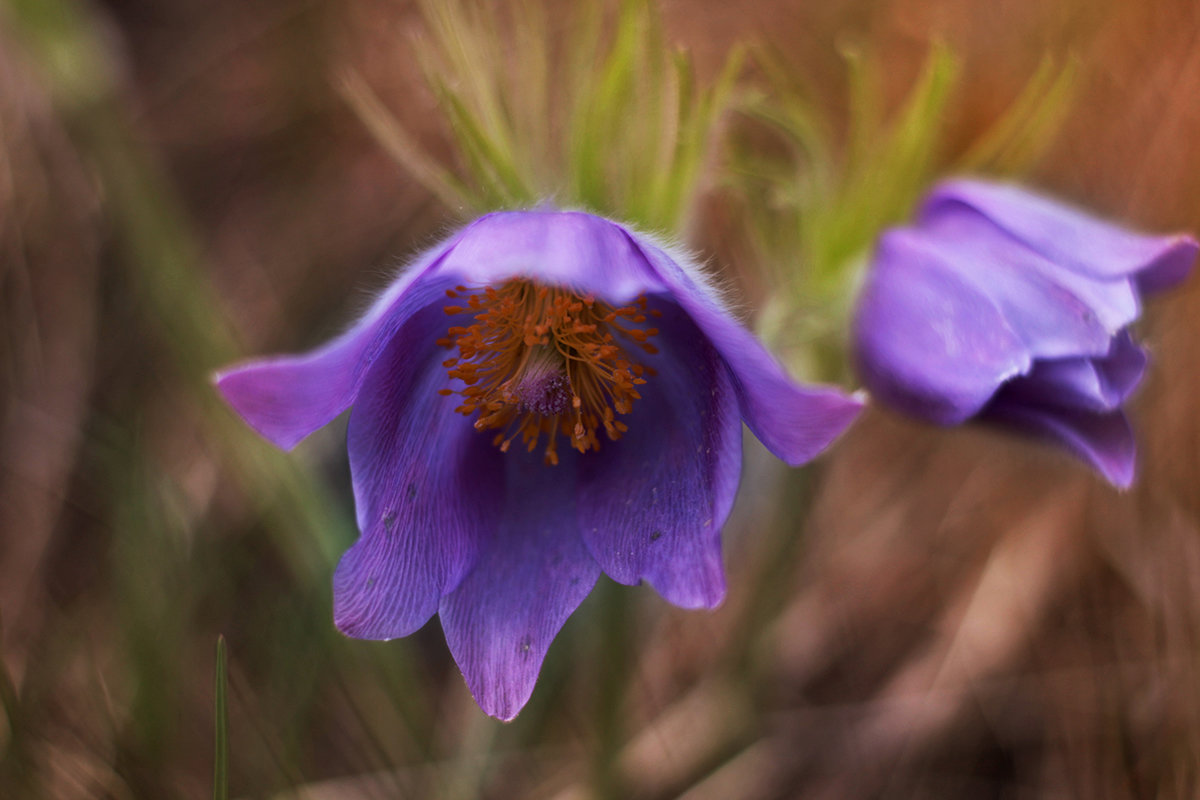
853, 178, 1197, 487
216, 210, 862, 719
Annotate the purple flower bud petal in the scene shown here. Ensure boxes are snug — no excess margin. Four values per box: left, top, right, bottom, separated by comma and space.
577, 302, 739, 610
986, 400, 1136, 489
433, 211, 667, 302
925, 179, 1199, 294
1001, 333, 1148, 414
854, 229, 1031, 424
439, 450, 599, 722
333, 307, 503, 639
1095, 330, 1151, 403
855, 177, 1197, 486
916, 210, 1139, 351
214, 267, 461, 450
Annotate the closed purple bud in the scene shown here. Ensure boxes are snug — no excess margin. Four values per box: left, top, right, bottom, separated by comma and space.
853, 178, 1197, 488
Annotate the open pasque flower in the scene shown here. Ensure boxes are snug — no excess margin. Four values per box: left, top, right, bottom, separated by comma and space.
854, 178, 1197, 487
217, 210, 862, 719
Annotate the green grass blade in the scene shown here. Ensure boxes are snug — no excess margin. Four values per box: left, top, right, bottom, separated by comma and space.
213, 636, 229, 800
337, 71, 477, 213
957, 52, 1080, 174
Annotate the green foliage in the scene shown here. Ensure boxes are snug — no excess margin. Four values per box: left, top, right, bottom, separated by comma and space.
213, 637, 229, 800
731, 44, 1079, 384
341, 0, 741, 234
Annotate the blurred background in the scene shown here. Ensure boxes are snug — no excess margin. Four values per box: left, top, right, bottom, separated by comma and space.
3, 0, 1200, 797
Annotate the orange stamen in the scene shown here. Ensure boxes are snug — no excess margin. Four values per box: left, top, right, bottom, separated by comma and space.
439, 279, 658, 464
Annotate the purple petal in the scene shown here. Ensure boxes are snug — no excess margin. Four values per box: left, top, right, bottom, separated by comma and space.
439, 449, 600, 721
214, 253, 462, 450
333, 303, 504, 639
984, 399, 1137, 488
577, 301, 741, 610
924, 179, 1198, 294
854, 229, 1031, 424
1005, 361, 1110, 413
1003, 332, 1147, 413
432, 211, 668, 302
1096, 330, 1149, 402
917, 208, 1139, 349
630, 237, 862, 465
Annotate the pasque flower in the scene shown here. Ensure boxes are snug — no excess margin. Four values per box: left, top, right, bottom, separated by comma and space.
853, 178, 1197, 487
217, 210, 861, 719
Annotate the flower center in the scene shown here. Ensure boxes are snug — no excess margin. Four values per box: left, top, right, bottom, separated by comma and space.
436, 280, 660, 465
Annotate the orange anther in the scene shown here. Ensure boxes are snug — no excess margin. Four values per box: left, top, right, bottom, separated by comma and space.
438, 280, 660, 463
